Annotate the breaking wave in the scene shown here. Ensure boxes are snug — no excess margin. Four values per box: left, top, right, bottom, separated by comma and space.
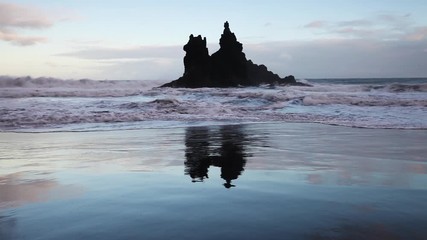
0, 76, 167, 98
1, 76, 426, 131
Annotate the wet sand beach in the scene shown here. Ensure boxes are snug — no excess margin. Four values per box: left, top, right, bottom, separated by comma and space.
1, 122, 427, 239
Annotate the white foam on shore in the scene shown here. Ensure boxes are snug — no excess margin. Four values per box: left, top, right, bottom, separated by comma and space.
1, 77, 426, 131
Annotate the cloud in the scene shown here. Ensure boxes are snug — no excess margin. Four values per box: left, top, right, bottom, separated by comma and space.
404, 26, 427, 41
337, 20, 372, 27
0, 29, 47, 46
58, 45, 183, 60
59, 15, 427, 80
0, 2, 54, 46
57, 45, 185, 80
64, 37, 427, 80
244, 38, 427, 78
304, 21, 326, 29
377, 13, 411, 25
304, 13, 418, 41
95, 58, 182, 80
334, 27, 378, 38
0, 2, 52, 28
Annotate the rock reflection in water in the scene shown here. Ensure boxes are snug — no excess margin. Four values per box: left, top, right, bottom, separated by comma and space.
184, 125, 249, 188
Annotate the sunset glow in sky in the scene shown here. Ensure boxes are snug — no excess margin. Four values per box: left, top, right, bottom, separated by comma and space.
1, 0, 427, 80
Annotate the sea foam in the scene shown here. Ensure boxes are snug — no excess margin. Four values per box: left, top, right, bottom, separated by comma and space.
0, 76, 166, 98
1, 77, 426, 131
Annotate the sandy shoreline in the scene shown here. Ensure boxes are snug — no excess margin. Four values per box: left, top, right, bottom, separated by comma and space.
1, 122, 426, 190
1, 122, 427, 239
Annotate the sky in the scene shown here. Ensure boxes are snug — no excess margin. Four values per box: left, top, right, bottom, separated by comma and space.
1, 0, 426, 80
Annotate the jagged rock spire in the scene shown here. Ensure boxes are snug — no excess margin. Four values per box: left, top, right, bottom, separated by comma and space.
219, 21, 241, 52
212, 22, 248, 86
161, 21, 299, 88
180, 34, 211, 87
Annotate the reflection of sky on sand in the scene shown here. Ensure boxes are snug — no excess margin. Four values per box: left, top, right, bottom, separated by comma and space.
244, 124, 427, 189
0, 130, 184, 175
1, 123, 426, 191
0, 123, 426, 239
0, 172, 83, 209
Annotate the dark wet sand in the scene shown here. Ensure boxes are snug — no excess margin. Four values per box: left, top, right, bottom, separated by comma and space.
1, 123, 426, 240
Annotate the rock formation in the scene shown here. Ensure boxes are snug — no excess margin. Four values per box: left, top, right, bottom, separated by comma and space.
162, 21, 305, 88
181, 34, 211, 88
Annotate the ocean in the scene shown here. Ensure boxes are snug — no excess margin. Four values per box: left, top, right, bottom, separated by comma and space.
1, 77, 427, 239
1, 77, 426, 131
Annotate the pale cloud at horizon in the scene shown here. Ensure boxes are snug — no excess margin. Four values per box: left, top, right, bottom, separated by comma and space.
245, 38, 427, 78
58, 45, 183, 60
53, 36, 427, 80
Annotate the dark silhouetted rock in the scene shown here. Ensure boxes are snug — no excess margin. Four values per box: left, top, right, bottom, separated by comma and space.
210, 21, 248, 87
162, 34, 211, 88
161, 21, 309, 88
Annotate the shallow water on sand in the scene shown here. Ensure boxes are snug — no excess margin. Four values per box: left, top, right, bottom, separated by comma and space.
1, 123, 426, 240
